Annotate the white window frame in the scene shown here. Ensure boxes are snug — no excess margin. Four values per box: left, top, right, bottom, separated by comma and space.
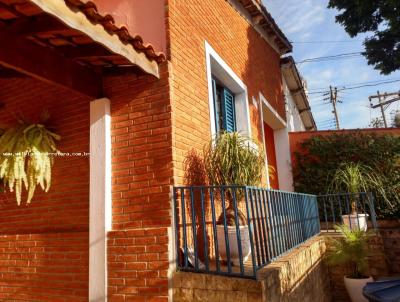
205, 41, 251, 137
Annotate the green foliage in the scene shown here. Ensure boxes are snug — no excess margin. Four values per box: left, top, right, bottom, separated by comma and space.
328, 0, 400, 74
204, 132, 265, 225
204, 132, 265, 188
326, 224, 371, 278
293, 133, 400, 218
0, 121, 61, 205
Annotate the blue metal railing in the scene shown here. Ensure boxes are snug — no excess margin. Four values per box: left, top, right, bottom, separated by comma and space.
172, 186, 320, 279
317, 192, 378, 232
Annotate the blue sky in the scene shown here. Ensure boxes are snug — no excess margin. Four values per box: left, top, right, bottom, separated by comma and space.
263, 0, 400, 129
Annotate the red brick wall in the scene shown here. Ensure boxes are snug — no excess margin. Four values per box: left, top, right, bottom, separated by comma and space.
105, 63, 173, 302
0, 77, 90, 300
167, 0, 285, 185
0, 232, 88, 302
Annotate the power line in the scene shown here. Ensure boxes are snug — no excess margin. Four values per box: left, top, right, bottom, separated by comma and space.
369, 91, 400, 127
291, 40, 363, 44
307, 79, 400, 95
307, 78, 400, 92
337, 79, 400, 92
296, 52, 363, 64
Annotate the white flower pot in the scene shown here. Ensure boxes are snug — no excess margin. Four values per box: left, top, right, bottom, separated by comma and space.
342, 214, 369, 231
216, 225, 251, 266
344, 276, 373, 302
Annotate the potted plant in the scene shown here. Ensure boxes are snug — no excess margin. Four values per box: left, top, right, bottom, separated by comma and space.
0, 115, 60, 205
327, 224, 373, 302
204, 131, 265, 265
330, 162, 388, 231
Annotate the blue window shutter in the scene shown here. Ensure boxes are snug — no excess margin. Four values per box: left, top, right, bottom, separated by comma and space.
222, 88, 236, 132
212, 79, 219, 132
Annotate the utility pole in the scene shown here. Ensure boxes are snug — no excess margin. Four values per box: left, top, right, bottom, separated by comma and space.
377, 91, 387, 127
369, 91, 400, 128
330, 86, 340, 129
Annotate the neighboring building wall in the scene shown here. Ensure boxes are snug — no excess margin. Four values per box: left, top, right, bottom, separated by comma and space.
167, 0, 286, 186
273, 78, 306, 191
283, 80, 305, 132
104, 63, 174, 302
0, 78, 90, 301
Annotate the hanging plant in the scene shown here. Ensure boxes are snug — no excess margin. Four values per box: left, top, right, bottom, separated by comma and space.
0, 118, 61, 205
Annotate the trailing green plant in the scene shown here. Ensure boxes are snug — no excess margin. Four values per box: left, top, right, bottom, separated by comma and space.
329, 162, 391, 213
326, 224, 371, 279
204, 131, 265, 225
0, 119, 60, 205
293, 133, 400, 218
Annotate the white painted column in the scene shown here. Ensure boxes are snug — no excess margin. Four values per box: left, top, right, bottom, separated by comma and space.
89, 98, 112, 302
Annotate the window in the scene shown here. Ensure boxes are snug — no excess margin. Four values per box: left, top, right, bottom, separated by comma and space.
212, 78, 236, 133
205, 42, 251, 137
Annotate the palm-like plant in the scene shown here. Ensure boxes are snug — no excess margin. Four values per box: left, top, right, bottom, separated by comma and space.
204, 132, 265, 225
326, 224, 370, 279
329, 162, 390, 213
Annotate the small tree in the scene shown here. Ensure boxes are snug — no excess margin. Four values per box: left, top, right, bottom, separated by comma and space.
327, 224, 371, 278
204, 132, 265, 225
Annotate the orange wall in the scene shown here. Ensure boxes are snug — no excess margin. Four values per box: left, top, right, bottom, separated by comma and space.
289, 128, 400, 167
264, 123, 279, 189
93, 0, 167, 54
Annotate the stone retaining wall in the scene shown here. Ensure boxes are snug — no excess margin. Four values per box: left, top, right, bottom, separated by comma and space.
259, 236, 331, 302
378, 221, 400, 274
172, 236, 331, 301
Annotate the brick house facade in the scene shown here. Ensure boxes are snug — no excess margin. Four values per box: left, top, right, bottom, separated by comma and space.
0, 0, 314, 301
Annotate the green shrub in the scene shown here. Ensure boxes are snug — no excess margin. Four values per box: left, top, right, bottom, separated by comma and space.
293, 132, 400, 219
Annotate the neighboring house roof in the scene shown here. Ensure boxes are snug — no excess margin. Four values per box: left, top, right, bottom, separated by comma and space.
237, 0, 292, 54
0, 0, 165, 77
280, 56, 317, 131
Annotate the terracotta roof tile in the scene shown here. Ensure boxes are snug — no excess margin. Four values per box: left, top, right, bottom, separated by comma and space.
63, 0, 166, 63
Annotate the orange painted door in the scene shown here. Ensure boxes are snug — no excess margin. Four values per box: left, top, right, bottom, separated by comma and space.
263, 122, 279, 189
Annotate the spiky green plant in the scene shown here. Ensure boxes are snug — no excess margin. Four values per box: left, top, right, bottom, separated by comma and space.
326, 224, 371, 279
204, 132, 265, 225
329, 162, 390, 213
0, 121, 60, 205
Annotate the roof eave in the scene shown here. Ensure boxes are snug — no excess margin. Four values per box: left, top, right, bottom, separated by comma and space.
281, 57, 317, 130
31, 0, 160, 78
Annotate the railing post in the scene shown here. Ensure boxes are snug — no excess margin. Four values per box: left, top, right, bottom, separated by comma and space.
369, 192, 378, 230
244, 186, 257, 277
